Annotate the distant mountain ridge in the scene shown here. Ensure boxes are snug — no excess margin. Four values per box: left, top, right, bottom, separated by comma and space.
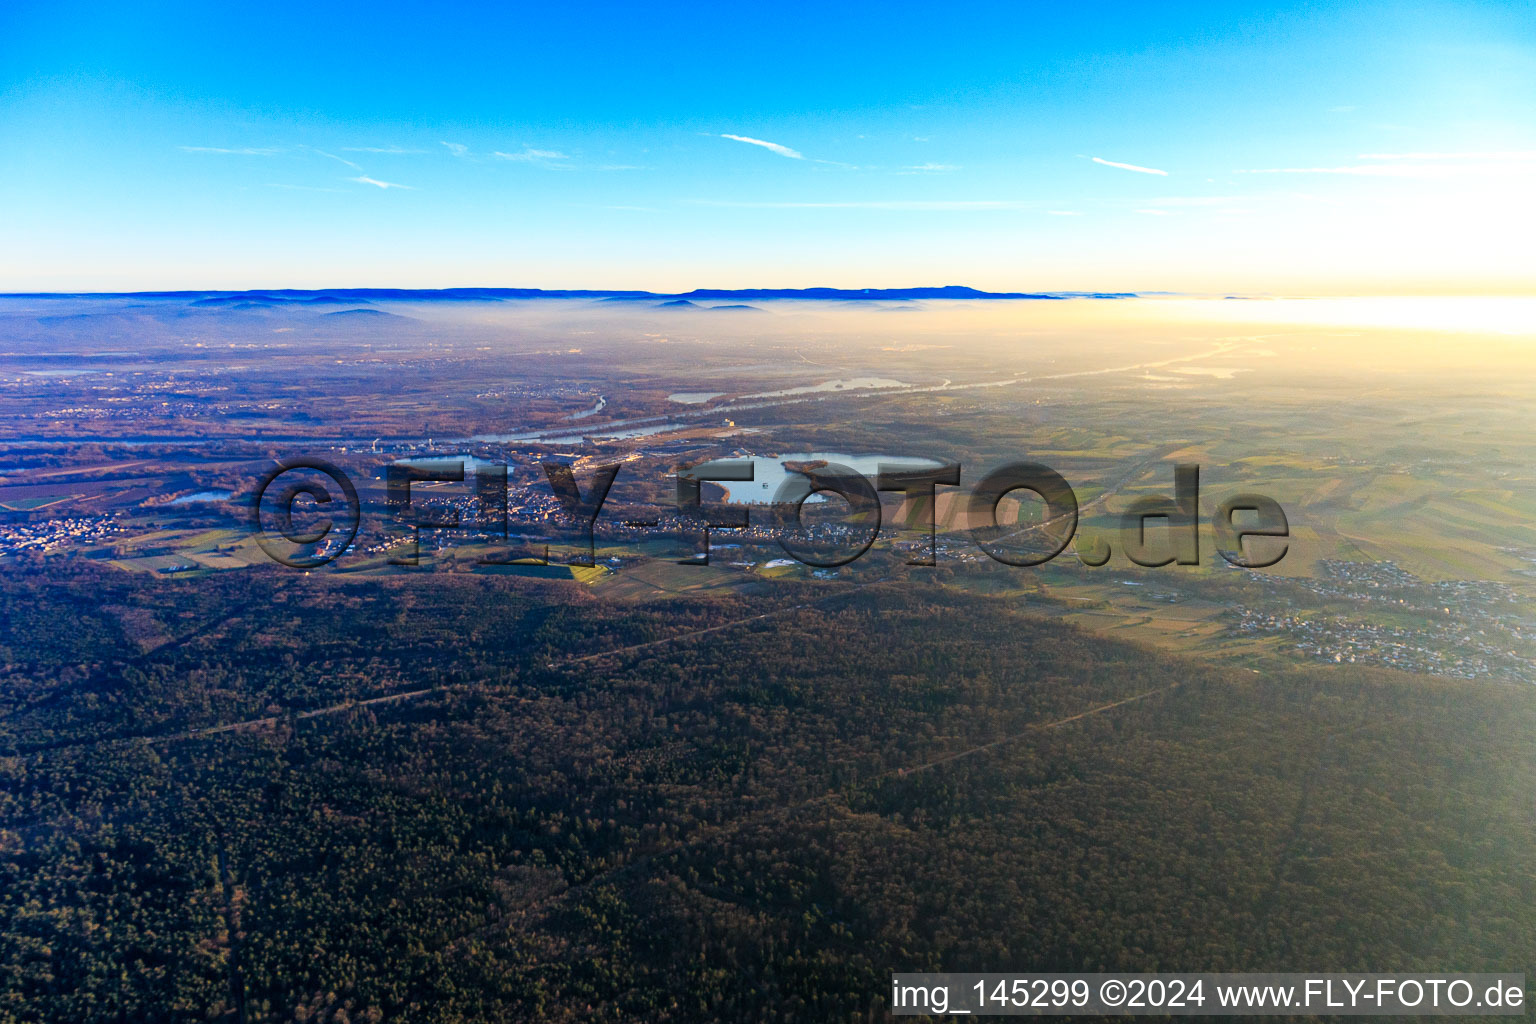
1, 285, 1139, 302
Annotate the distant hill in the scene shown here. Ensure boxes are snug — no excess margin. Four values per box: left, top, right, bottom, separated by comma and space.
4, 285, 1143, 303
652, 299, 766, 311
322, 308, 410, 319
676, 285, 1074, 300
190, 293, 370, 307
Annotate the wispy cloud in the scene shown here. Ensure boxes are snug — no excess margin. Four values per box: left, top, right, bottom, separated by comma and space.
441, 141, 469, 157
342, 145, 429, 154
180, 146, 282, 156
350, 176, 416, 190
720, 134, 804, 160
1091, 156, 1168, 176
1134, 208, 1172, 216
494, 148, 570, 164
1047, 210, 1082, 216
309, 147, 362, 171
898, 163, 959, 174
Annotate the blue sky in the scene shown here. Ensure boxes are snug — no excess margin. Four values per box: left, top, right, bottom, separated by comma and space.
2, 0, 1533, 292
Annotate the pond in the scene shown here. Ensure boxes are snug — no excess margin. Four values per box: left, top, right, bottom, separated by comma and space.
169, 490, 235, 504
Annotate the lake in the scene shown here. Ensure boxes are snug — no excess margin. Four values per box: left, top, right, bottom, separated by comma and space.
702, 452, 946, 504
